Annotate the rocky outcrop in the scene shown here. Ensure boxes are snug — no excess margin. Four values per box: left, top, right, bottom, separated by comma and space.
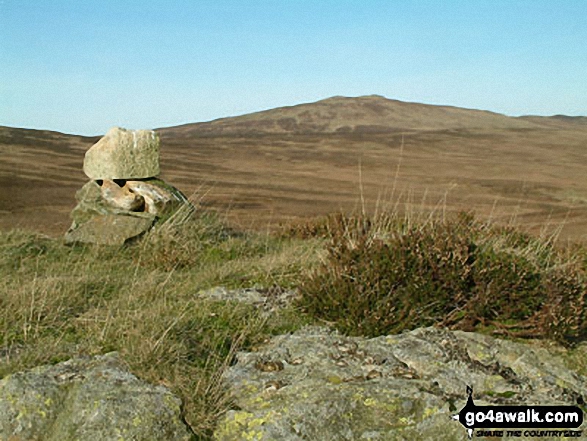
83, 127, 160, 180
215, 326, 587, 441
0, 352, 195, 441
65, 127, 193, 245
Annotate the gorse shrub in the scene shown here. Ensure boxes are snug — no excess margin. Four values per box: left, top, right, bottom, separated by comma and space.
298, 211, 587, 345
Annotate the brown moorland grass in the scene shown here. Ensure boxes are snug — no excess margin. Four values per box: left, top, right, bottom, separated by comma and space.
1, 95, 587, 242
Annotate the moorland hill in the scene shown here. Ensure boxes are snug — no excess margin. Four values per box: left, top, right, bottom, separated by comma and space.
1, 95, 586, 241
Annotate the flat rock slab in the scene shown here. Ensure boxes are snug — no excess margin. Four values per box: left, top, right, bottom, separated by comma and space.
64, 213, 155, 245
84, 127, 160, 180
197, 286, 299, 314
0, 352, 194, 441
215, 326, 587, 441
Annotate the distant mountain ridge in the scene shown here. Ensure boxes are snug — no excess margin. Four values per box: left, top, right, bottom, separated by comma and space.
1, 94, 587, 241
159, 95, 584, 137
2, 95, 585, 138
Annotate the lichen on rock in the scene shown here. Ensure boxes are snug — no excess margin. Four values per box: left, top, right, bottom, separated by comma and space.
0, 352, 195, 441
83, 127, 160, 180
215, 326, 587, 440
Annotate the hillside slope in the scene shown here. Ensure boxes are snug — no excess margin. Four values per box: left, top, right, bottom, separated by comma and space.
1, 96, 586, 241
160, 95, 548, 136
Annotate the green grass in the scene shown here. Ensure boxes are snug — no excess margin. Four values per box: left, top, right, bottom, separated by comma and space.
0, 211, 319, 439
1, 207, 586, 438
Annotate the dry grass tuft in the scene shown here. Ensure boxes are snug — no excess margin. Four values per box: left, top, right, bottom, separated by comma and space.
0, 211, 318, 438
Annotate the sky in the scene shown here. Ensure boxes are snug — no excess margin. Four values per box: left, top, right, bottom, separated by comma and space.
1, 0, 586, 136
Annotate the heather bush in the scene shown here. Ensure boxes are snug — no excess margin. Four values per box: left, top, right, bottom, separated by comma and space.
298, 212, 587, 344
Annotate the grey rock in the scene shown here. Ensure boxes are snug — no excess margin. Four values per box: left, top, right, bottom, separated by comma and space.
125, 179, 191, 216
101, 179, 145, 211
64, 213, 155, 245
65, 179, 193, 245
83, 127, 160, 180
215, 327, 587, 441
197, 286, 299, 314
0, 352, 194, 441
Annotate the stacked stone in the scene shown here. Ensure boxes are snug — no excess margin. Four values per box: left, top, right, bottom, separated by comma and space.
65, 127, 192, 245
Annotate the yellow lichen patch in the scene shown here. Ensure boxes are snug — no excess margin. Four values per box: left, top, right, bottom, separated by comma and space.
114, 426, 127, 441
423, 407, 438, 418
242, 429, 263, 441
474, 350, 490, 362
326, 375, 343, 384
352, 392, 364, 402
232, 411, 253, 425
215, 410, 280, 440
249, 395, 272, 409
242, 381, 261, 394
482, 374, 505, 390
163, 393, 181, 412
383, 402, 399, 413
363, 397, 377, 407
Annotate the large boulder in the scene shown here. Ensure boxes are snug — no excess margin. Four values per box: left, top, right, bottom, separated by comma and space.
0, 352, 195, 441
64, 213, 156, 246
65, 179, 192, 245
64, 180, 156, 245
215, 326, 587, 441
83, 127, 160, 180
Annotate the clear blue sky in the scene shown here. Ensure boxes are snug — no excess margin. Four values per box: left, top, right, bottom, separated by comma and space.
1, 0, 586, 135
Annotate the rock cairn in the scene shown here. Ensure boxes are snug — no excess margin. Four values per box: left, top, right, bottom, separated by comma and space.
65, 127, 193, 245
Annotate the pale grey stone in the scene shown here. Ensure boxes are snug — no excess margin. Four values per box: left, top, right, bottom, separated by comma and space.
197, 286, 299, 314
83, 127, 160, 180
215, 326, 587, 441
